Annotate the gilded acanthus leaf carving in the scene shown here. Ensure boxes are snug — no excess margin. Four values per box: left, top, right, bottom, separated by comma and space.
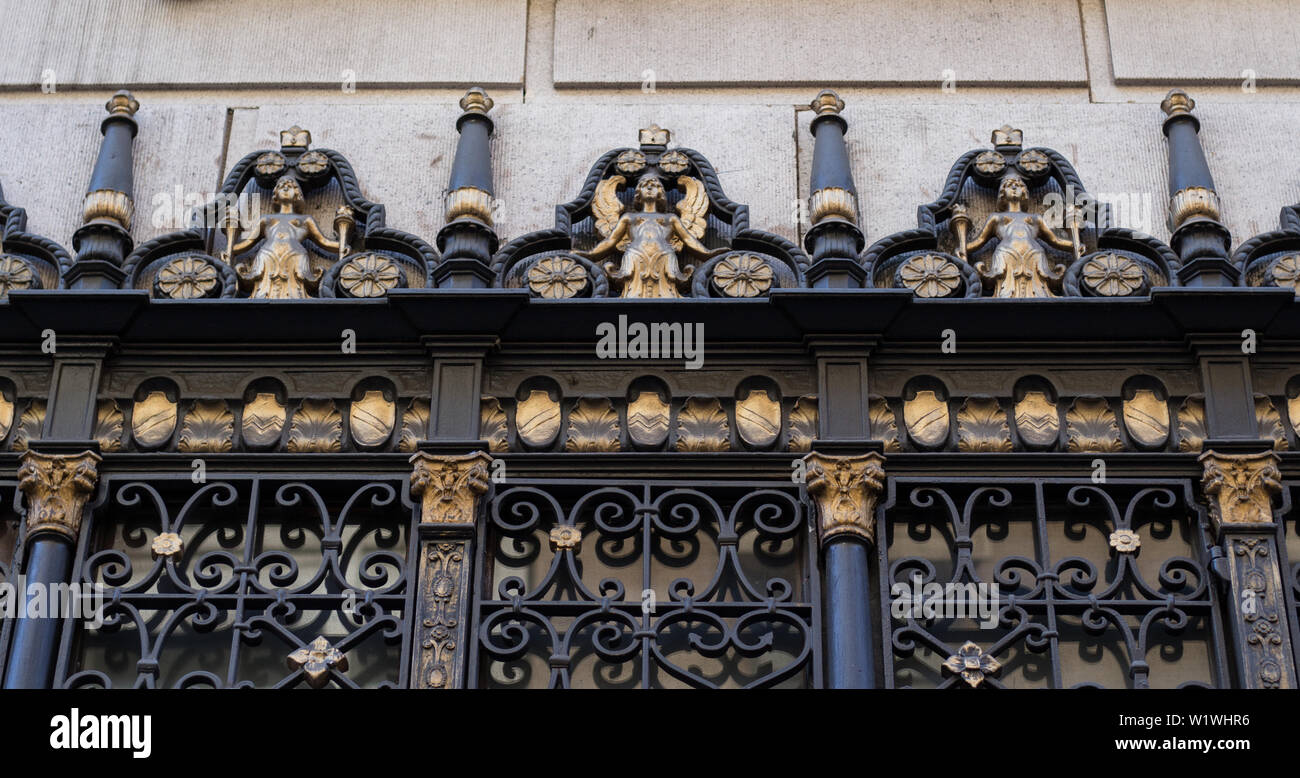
956, 396, 1012, 452
1066, 397, 1123, 452
1200, 449, 1281, 529
1255, 395, 1289, 451
17, 449, 101, 542
178, 399, 234, 453
803, 451, 886, 546
674, 396, 730, 452
787, 395, 818, 452
868, 396, 900, 452
409, 451, 492, 526
287, 398, 343, 453
564, 396, 620, 452
94, 399, 124, 452
399, 398, 430, 453
10, 400, 45, 452
478, 397, 507, 452
1177, 395, 1206, 453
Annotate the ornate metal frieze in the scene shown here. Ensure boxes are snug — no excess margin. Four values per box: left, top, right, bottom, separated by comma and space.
121, 124, 435, 300
480, 381, 817, 452
864, 125, 1177, 298
494, 125, 808, 298
17, 449, 102, 542
802, 451, 886, 546
861, 383, 1217, 453
91, 381, 424, 453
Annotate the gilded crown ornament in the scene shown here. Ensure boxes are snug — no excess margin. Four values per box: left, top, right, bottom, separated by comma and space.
279, 125, 311, 148
638, 124, 670, 147
991, 125, 1023, 149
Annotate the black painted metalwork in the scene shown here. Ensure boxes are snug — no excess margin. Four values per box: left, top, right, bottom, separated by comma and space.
52, 473, 415, 688
878, 477, 1229, 688
469, 479, 820, 688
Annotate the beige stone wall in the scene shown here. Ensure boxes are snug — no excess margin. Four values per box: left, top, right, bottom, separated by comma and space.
1, 0, 1297, 256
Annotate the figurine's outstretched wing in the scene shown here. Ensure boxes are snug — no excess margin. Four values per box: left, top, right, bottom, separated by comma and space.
592, 175, 626, 239
676, 176, 709, 243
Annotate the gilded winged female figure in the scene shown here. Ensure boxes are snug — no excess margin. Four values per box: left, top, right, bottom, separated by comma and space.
577, 172, 727, 298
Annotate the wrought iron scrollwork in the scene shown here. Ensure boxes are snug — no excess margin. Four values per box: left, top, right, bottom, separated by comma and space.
879, 478, 1227, 688
56, 475, 414, 688
471, 480, 818, 688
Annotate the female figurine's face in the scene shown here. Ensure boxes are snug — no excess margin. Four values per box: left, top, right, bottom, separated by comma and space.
637, 177, 665, 203
1000, 178, 1027, 204
273, 178, 303, 207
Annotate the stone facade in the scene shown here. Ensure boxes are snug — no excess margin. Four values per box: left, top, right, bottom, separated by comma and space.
0, 0, 1296, 255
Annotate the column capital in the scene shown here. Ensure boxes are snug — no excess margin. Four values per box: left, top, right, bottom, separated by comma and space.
409, 450, 492, 528
16, 449, 102, 542
1198, 448, 1281, 532
802, 450, 885, 547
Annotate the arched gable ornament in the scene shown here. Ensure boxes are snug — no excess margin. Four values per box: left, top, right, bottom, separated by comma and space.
863, 125, 1177, 299
494, 125, 807, 299
122, 127, 435, 300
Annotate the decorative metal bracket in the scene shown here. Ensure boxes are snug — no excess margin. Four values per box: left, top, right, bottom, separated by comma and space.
493, 124, 808, 299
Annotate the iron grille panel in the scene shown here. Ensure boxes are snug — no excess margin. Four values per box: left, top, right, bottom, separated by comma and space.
878, 477, 1229, 689
470, 479, 819, 688
53, 473, 416, 689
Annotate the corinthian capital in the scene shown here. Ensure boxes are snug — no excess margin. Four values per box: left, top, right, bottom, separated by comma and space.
802, 451, 886, 546
409, 451, 492, 527
16, 449, 102, 542
1199, 449, 1281, 530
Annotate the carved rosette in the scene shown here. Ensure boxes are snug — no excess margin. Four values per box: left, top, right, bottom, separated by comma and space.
17, 449, 102, 542
409, 451, 492, 527
802, 451, 886, 547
